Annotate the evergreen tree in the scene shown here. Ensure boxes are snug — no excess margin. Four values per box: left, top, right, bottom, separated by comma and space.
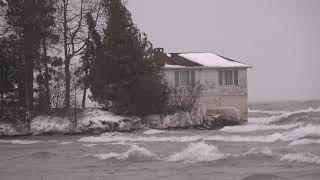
5, 0, 59, 124
0, 35, 18, 116
91, 0, 165, 115
33, 0, 58, 112
75, 12, 102, 108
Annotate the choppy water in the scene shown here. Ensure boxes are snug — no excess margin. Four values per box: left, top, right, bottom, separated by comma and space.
1, 101, 320, 180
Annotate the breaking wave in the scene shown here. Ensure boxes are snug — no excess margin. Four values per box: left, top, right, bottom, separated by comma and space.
249, 107, 320, 115
289, 139, 320, 146
221, 106, 320, 133
79, 123, 320, 144
167, 142, 228, 163
92, 145, 156, 162
280, 152, 320, 164
243, 147, 273, 157
0, 139, 40, 145
143, 129, 170, 135
58, 141, 73, 145
249, 107, 320, 124
220, 123, 302, 132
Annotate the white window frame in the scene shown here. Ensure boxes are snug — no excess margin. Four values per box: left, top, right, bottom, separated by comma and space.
175, 70, 195, 87
219, 69, 239, 86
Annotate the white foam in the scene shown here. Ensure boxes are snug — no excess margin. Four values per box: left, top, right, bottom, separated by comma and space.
0, 139, 40, 145
243, 147, 273, 156
167, 142, 228, 163
143, 129, 170, 135
248, 114, 286, 124
79, 134, 203, 143
249, 107, 320, 115
82, 144, 98, 147
279, 124, 320, 141
58, 141, 73, 145
221, 123, 302, 132
93, 152, 120, 160
92, 145, 156, 161
79, 123, 320, 144
289, 138, 320, 146
280, 152, 320, 164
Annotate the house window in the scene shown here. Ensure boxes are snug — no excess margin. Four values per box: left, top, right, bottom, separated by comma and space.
219, 70, 239, 86
175, 71, 195, 87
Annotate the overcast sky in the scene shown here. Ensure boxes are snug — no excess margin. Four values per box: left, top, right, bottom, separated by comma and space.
126, 0, 320, 102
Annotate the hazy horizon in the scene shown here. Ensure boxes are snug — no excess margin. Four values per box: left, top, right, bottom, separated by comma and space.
127, 0, 320, 102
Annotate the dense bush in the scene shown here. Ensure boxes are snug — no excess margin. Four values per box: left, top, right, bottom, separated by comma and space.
165, 84, 203, 114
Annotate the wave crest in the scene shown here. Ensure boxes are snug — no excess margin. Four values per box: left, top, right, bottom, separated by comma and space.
92, 145, 156, 162
168, 142, 228, 163
280, 152, 320, 164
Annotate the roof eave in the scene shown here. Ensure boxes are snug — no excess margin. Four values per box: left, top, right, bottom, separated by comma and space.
163, 65, 252, 70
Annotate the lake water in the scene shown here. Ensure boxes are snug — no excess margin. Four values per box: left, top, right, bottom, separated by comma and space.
1, 101, 320, 180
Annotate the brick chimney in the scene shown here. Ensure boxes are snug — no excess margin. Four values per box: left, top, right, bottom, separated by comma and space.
154, 48, 164, 55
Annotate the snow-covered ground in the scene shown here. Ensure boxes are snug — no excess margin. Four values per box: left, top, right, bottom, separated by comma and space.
0, 123, 20, 136
30, 108, 139, 135
0, 105, 239, 136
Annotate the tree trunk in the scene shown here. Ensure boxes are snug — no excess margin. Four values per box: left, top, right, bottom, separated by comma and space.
0, 86, 3, 117
81, 70, 88, 109
23, 0, 37, 130
82, 87, 87, 109
63, 0, 70, 110
0, 67, 3, 117
43, 40, 50, 112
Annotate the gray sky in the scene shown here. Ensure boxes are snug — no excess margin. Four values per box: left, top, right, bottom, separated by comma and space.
126, 0, 320, 102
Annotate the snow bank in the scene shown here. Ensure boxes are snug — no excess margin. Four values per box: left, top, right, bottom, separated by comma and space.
78, 109, 143, 133
3, 103, 242, 136
0, 123, 20, 136
31, 115, 72, 134
147, 105, 241, 130
29, 108, 143, 135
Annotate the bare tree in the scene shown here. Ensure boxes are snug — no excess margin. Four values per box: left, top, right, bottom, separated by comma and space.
57, 0, 102, 111
166, 84, 203, 113
57, 0, 86, 110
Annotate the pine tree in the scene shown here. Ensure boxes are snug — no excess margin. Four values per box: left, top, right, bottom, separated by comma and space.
5, 0, 59, 124
91, 0, 165, 115
33, 0, 58, 112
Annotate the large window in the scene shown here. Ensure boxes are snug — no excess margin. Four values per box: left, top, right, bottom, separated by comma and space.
219, 70, 239, 86
175, 71, 195, 87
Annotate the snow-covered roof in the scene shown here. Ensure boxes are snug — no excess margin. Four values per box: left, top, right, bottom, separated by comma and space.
164, 64, 186, 68
164, 52, 250, 69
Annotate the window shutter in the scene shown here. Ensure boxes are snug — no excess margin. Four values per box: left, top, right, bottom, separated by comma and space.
175, 71, 179, 87
191, 71, 195, 86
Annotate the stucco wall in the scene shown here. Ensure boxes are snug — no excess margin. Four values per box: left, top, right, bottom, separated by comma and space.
164, 68, 248, 121
164, 68, 247, 96
199, 95, 248, 121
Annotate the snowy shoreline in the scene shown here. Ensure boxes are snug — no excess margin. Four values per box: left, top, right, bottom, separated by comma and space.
0, 107, 241, 137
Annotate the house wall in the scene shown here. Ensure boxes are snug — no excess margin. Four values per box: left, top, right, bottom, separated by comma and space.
164, 68, 248, 121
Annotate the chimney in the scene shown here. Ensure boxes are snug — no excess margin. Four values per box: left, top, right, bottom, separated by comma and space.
154, 48, 164, 55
